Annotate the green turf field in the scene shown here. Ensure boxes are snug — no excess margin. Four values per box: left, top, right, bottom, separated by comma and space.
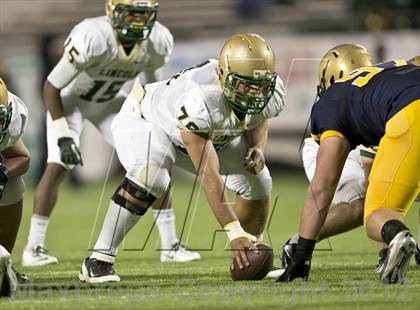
1, 171, 419, 309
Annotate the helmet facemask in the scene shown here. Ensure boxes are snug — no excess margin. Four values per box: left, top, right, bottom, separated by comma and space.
223, 71, 277, 115
110, 3, 158, 43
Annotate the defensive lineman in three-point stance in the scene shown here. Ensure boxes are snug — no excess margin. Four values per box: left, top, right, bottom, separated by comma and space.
79, 33, 286, 283
22, 0, 200, 267
0, 78, 31, 296
267, 44, 375, 278
278, 58, 420, 284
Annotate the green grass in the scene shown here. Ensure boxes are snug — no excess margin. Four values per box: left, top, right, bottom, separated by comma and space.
1, 171, 419, 309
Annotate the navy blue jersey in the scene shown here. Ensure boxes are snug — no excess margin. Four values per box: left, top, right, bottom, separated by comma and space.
311, 60, 420, 149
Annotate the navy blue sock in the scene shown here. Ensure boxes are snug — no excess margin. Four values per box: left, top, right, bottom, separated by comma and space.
381, 220, 409, 245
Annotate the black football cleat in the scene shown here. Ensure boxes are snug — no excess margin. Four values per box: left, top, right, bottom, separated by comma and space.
79, 257, 120, 284
380, 231, 416, 284
12, 267, 30, 284
0, 245, 17, 297
414, 244, 420, 266
374, 248, 388, 273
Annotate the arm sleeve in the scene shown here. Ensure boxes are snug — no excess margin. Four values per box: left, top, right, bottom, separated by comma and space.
47, 57, 79, 89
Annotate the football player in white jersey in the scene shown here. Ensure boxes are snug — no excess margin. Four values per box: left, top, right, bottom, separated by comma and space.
78, 33, 286, 284
274, 47, 420, 280
22, 0, 200, 267
0, 78, 31, 296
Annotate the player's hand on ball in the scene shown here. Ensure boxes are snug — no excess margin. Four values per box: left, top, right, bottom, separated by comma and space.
244, 147, 265, 175
230, 236, 258, 270
57, 137, 83, 166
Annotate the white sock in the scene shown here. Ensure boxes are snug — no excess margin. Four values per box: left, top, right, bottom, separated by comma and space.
153, 208, 178, 250
93, 201, 141, 260
26, 214, 50, 249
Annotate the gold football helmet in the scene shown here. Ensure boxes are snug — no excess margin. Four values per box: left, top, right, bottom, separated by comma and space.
106, 0, 159, 42
317, 44, 373, 96
0, 78, 12, 143
409, 56, 420, 66
218, 33, 277, 115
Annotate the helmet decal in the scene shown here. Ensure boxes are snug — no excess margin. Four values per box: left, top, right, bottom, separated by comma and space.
317, 44, 374, 97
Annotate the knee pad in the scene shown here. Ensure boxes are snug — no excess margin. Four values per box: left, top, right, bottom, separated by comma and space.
112, 178, 157, 216
131, 164, 170, 198
0, 176, 25, 206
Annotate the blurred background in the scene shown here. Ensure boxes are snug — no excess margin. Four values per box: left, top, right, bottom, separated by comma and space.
0, 0, 419, 184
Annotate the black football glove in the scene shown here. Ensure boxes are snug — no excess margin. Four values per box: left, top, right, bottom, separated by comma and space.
57, 137, 83, 166
0, 164, 9, 200
276, 256, 311, 282
281, 237, 297, 269
276, 236, 316, 283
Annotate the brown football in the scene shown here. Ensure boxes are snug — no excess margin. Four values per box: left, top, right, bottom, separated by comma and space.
230, 243, 274, 281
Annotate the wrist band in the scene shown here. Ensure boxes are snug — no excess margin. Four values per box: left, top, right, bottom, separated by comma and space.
52, 117, 71, 138
224, 220, 255, 242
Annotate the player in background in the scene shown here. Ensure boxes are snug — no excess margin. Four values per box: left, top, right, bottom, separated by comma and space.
277, 57, 420, 284
78, 33, 286, 284
22, 0, 200, 267
0, 78, 31, 296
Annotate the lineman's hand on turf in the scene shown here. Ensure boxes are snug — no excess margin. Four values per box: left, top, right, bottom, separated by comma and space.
276, 257, 311, 282
244, 147, 265, 175
230, 236, 258, 271
57, 137, 83, 166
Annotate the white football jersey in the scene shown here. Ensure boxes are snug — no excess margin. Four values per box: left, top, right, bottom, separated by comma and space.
0, 92, 28, 151
141, 60, 286, 149
54, 16, 173, 115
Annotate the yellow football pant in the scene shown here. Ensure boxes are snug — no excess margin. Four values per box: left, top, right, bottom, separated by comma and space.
364, 99, 420, 224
